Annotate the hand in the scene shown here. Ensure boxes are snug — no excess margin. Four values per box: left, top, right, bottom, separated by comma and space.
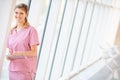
6, 54, 24, 60
6, 54, 14, 60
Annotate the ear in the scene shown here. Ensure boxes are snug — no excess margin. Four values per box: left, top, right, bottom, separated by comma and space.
26, 11, 28, 17
26, 13, 28, 17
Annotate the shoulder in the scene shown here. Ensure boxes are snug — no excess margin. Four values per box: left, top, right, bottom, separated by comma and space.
28, 25, 38, 34
9, 26, 16, 35
28, 25, 37, 31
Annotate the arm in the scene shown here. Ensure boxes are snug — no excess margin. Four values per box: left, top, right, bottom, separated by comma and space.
13, 45, 38, 57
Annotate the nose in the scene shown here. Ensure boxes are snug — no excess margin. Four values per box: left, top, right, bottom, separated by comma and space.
16, 13, 20, 17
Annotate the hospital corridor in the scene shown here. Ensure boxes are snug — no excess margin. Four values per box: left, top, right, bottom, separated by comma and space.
0, 0, 120, 80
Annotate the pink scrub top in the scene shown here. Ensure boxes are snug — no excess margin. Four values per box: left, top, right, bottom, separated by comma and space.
7, 26, 39, 72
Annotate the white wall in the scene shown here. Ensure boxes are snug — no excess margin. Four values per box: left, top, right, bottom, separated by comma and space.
0, 0, 16, 79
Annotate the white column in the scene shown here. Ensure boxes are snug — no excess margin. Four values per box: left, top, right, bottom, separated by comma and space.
0, 0, 16, 76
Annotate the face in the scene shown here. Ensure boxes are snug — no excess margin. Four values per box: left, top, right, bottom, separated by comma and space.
14, 8, 27, 23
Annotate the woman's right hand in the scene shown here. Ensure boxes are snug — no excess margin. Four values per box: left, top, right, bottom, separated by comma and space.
6, 49, 14, 60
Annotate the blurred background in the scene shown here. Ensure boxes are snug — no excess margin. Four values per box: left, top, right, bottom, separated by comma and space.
0, 0, 120, 80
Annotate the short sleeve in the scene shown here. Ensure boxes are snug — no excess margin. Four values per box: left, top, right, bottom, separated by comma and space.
29, 27, 39, 46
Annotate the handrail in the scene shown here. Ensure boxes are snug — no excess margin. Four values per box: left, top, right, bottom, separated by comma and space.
58, 57, 102, 80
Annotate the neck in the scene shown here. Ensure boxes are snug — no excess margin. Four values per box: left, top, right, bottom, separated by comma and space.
17, 22, 25, 28
17, 25, 24, 29
17, 20, 26, 27
16, 21, 29, 29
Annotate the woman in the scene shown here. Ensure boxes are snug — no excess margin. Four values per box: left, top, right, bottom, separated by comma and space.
6, 3, 39, 80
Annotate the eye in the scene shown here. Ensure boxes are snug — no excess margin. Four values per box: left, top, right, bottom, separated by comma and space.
20, 12, 24, 15
15, 12, 18, 14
